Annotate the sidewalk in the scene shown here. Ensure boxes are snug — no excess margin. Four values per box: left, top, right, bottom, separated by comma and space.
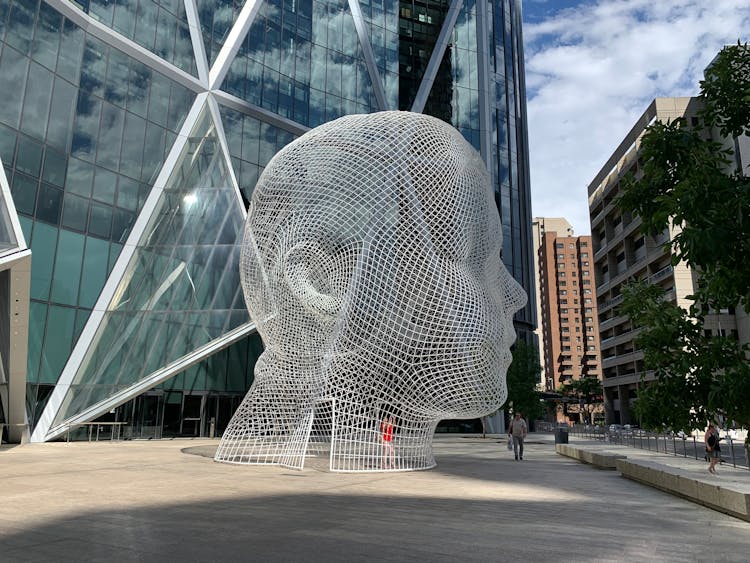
2, 434, 750, 562
556, 432, 750, 522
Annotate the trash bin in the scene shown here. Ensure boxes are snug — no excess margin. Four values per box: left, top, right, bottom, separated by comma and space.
555, 426, 569, 444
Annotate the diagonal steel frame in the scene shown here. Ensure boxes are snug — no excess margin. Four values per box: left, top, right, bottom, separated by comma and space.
347, 0, 388, 110
410, 0, 463, 114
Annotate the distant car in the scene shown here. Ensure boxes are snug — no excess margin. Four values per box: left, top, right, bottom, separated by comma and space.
608, 424, 623, 433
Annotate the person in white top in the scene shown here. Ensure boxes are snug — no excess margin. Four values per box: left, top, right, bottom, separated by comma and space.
508, 413, 528, 461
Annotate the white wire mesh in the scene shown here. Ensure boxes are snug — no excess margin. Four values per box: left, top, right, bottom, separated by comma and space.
215, 111, 527, 471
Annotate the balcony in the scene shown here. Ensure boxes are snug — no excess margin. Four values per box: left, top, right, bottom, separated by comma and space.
598, 314, 626, 332
594, 244, 608, 262
601, 349, 642, 369
600, 329, 638, 349
591, 208, 605, 229
598, 293, 623, 313
648, 265, 673, 284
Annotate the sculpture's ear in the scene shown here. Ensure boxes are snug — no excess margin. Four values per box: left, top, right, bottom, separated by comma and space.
284, 241, 341, 318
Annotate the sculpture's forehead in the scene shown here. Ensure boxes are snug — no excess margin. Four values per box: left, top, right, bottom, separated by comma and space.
263, 114, 489, 201
249, 111, 499, 251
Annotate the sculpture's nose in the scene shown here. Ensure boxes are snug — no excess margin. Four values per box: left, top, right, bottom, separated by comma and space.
499, 266, 527, 314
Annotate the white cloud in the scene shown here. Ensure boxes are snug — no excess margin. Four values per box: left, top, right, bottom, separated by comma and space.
524, 0, 750, 234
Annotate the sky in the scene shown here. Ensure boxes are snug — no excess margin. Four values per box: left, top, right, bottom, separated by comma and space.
521, 0, 750, 235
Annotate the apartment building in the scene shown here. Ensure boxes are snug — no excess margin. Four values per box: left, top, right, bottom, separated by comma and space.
587, 97, 746, 425
536, 222, 602, 422
532, 217, 573, 391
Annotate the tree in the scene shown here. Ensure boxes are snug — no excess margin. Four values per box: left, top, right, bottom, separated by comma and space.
557, 376, 603, 425
616, 43, 750, 447
502, 340, 544, 422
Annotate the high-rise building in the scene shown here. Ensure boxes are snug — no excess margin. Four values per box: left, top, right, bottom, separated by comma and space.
587, 97, 748, 425
0, 0, 534, 443
536, 222, 601, 423
531, 217, 573, 390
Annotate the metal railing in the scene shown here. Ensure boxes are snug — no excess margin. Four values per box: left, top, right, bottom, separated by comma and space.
551, 423, 750, 471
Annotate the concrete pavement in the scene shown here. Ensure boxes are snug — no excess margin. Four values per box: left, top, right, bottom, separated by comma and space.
556, 433, 750, 522
2, 433, 750, 562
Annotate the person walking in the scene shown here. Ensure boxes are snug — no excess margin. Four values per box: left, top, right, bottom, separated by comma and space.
508, 412, 528, 461
704, 424, 721, 474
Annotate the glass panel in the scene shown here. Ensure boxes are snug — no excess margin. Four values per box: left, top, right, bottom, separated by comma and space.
39, 304, 76, 384
95, 104, 125, 171
78, 237, 109, 307
53, 106, 250, 426
88, 201, 112, 238
27, 301, 48, 384
31, 2, 62, 70
77, 0, 198, 76
74, 308, 91, 342
65, 158, 94, 198
218, 105, 297, 204
42, 146, 67, 187
10, 171, 37, 215
0, 44, 29, 129
19, 212, 33, 242
92, 167, 117, 205
29, 222, 57, 300
35, 182, 62, 225
50, 229, 84, 305
16, 135, 43, 176
61, 193, 89, 232
195, 0, 243, 65
5, 0, 36, 55
0, 123, 17, 165
57, 20, 85, 85
221, 0, 378, 127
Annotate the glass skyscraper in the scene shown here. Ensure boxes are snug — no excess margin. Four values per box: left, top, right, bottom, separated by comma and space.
0, 0, 534, 443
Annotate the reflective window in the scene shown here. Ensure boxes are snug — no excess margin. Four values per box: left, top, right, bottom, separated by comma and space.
79, 236, 109, 308
27, 301, 48, 383
29, 222, 57, 300
61, 192, 89, 232
40, 304, 76, 383
75, 0, 198, 76
1, 0, 200, 403
222, 0, 379, 127
195, 0, 243, 65
219, 105, 296, 203
50, 229, 84, 305
53, 108, 249, 425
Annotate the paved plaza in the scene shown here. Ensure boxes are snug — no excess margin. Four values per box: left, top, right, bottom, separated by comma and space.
2, 433, 750, 562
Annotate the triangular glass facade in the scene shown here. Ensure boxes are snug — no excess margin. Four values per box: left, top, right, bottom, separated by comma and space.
52, 105, 249, 427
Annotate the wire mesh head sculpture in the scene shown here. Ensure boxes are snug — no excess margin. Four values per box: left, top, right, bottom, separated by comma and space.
215, 111, 527, 471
